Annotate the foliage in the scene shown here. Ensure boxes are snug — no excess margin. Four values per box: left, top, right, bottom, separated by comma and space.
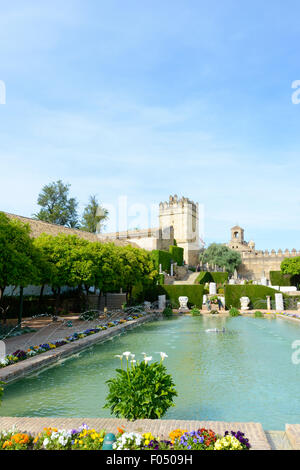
0, 212, 40, 308
169, 245, 184, 266
158, 274, 165, 285
254, 311, 264, 318
80, 195, 108, 233
225, 285, 280, 309
229, 307, 241, 317
34, 180, 79, 228
190, 307, 201, 316
199, 243, 241, 274
195, 271, 228, 285
162, 307, 173, 317
141, 284, 204, 308
104, 353, 177, 420
270, 271, 293, 286
151, 250, 172, 273
281, 257, 300, 276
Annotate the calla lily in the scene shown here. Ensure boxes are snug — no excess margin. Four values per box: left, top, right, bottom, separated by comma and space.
144, 356, 152, 364
160, 352, 168, 361
123, 351, 131, 358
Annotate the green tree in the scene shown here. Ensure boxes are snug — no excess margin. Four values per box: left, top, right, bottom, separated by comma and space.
281, 257, 300, 276
80, 195, 108, 233
199, 243, 241, 274
0, 213, 38, 321
34, 180, 79, 228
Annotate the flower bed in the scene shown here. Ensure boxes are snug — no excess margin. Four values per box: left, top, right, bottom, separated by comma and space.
0, 314, 146, 369
0, 424, 251, 450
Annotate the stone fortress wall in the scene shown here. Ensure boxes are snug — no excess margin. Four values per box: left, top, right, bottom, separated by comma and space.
228, 225, 299, 281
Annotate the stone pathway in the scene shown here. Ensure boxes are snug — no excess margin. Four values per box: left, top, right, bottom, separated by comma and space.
0, 417, 271, 450
265, 431, 293, 450
286, 424, 300, 450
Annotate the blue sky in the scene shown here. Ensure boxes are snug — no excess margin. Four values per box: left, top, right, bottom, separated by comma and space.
0, 0, 300, 249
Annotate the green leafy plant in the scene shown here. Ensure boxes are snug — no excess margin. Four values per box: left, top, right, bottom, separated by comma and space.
254, 311, 264, 318
190, 307, 201, 316
229, 307, 241, 317
162, 307, 173, 317
104, 352, 177, 420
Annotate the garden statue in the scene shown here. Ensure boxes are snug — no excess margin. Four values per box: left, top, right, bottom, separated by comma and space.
144, 301, 151, 311
275, 293, 284, 312
240, 297, 250, 311
178, 296, 189, 311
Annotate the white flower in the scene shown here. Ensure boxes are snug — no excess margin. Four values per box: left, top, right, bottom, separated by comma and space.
144, 356, 152, 364
160, 352, 168, 361
130, 354, 135, 359
123, 351, 131, 358
43, 438, 49, 447
130, 360, 136, 364
115, 354, 123, 359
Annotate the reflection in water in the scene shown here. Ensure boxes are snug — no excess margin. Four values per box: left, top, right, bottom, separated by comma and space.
1, 316, 300, 430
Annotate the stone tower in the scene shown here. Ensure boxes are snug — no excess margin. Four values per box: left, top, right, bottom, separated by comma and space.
159, 195, 199, 265
228, 225, 255, 253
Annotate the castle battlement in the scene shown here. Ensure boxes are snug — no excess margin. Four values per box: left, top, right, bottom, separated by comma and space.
159, 194, 198, 211
241, 249, 300, 259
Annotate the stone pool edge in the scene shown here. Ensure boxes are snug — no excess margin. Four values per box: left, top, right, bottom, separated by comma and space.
0, 313, 160, 383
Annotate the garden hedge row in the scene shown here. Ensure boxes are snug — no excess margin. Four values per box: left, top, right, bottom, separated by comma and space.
151, 250, 172, 273
270, 271, 300, 287
169, 245, 184, 266
224, 285, 280, 309
141, 284, 204, 308
195, 272, 229, 284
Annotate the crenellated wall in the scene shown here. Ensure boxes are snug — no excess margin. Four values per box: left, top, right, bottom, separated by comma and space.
238, 249, 300, 280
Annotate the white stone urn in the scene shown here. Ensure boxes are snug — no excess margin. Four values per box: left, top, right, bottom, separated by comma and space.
178, 296, 189, 310
240, 296, 250, 311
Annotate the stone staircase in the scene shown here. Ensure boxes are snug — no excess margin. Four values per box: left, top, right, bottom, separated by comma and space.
172, 271, 200, 285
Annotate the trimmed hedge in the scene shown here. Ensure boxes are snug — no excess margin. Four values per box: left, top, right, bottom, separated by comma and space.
169, 245, 184, 266
224, 285, 280, 309
141, 284, 204, 308
151, 250, 172, 273
270, 271, 300, 287
195, 272, 229, 285
195, 272, 213, 284
211, 272, 229, 284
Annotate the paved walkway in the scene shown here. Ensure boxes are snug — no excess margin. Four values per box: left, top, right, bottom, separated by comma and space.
0, 417, 271, 450
172, 271, 200, 285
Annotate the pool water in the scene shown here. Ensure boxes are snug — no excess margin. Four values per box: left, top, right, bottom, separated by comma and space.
1, 315, 300, 430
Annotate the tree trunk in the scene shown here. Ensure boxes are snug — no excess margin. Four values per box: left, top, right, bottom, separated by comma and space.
18, 286, 24, 327
39, 284, 45, 308
97, 290, 102, 310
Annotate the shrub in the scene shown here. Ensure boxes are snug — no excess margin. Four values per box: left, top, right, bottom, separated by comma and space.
162, 307, 173, 317
225, 285, 280, 309
169, 246, 184, 266
218, 288, 224, 294
190, 307, 201, 316
151, 250, 172, 273
195, 272, 213, 284
104, 353, 177, 420
211, 272, 229, 284
229, 307, 240, 317
158, 274, 165, 285
269, 271, 300, 287
254, 311, 264, 318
